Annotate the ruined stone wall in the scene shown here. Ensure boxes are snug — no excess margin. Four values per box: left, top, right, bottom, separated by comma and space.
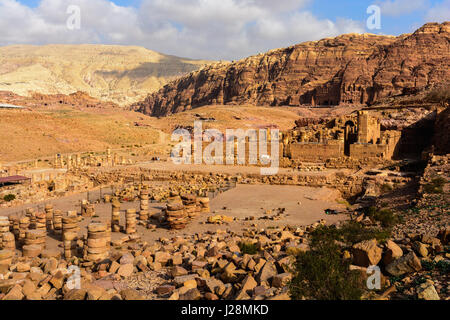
349, 143, 387, 159
286, 110, 406, 162
357, 111, 381, 144
183, 138, 284, 166
289, 141, 344, 161
325, 157, 394, 169
87, 167, 366, 198
382, 131, 403, 159
348, 130, 401, 160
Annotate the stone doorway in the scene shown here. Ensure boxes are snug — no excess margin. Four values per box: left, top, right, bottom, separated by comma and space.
344, 121, 357, 156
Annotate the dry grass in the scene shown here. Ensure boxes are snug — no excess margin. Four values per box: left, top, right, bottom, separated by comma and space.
0, 107, 165, 162
150, 104, 315, 133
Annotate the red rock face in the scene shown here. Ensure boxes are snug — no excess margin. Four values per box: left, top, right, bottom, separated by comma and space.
134, 22, 450, 117
0, 91, 119, 109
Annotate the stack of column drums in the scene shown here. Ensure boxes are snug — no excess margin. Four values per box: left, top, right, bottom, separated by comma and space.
181, 194, 201, 219
35, 212, 46, 231
44, 204, 54, 232
197, 197, 211, 213
8, 215, 20, 240
66, 210, 81, 230
103, 220, 111, 251
85, 223, 109, 262
63, 231, 78, 260
0, 249, 14, 266
24, 229, 46, 250
125, 209, 137, 234
139, 188, 150, 225
0, 216, 10, 237
165, 197, 188, 230
18, 216, 31, 244
25, 208, 36, 229
53, 210, 63, 238
22, 244, 42, 258
1, 233, 15, 251
61, 211, 79, 259
81, 200, 95, 218
111, 197, 121, 232
0, 216, 15, 250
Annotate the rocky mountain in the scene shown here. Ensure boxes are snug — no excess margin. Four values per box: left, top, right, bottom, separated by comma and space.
134, 22, 450, 117
0, 45, 212, 105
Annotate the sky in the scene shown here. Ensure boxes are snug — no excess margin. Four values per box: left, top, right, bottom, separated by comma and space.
0, 0, 449, 60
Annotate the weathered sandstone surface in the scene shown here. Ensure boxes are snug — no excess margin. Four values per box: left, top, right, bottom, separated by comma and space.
0, 91, 118, 109
134, 22, 450, 117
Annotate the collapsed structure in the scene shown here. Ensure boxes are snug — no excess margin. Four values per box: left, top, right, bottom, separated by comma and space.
284, 111, 402, 162
53, 148, 133, 170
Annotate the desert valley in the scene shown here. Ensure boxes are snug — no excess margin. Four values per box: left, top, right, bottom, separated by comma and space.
0, 21, 449, 302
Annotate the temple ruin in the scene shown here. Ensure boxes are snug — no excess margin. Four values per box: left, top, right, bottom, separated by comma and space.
283, 111, 402, 162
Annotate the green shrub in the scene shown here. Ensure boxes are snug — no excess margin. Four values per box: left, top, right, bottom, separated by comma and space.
380, 183, 393, 193
3, 194, 16, 202
425, 86, 450, 106
421, 260, 436, 271
419, 259, 449, 274
389, 275, 405, 284
365, 207, 401, 228
289, 221, 394, 300
423, 177, 446, 194
310, 221, 391, 246
238, 242, 259, 255
413, 276, 427, 286
289, 229, 364, 300
436, 260, 450, 274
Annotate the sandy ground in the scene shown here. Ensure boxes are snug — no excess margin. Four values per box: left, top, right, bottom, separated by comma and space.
0, 184, 347, 252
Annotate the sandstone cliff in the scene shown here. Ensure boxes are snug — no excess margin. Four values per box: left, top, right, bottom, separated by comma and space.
134, 22, 450, 117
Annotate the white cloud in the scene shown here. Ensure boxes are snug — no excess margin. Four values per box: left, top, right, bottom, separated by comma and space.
376, 0, 429, 16
425, 0, 450, 22
0, 0, 364, 60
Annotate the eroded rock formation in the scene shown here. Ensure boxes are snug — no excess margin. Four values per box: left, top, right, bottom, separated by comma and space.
134, 22, 450, 117
0, 91, 119, 109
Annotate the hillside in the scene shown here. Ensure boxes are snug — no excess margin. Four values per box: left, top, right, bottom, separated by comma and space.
0, 44, 213, 105
0, 89, 361, 162
0, 106, 166, 163
133, 22, 450, 117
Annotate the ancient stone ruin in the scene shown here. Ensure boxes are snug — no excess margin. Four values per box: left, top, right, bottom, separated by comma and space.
284, 111, 402, 162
